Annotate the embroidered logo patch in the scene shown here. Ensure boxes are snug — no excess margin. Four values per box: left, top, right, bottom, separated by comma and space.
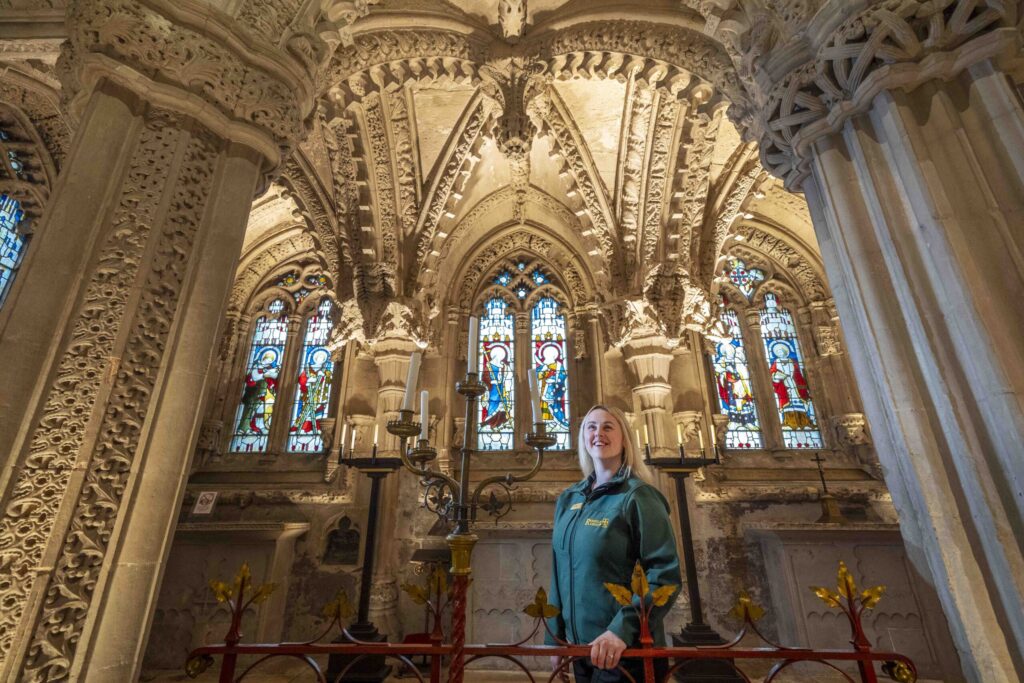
584, 517, 609, 529
570, 502, 583, 511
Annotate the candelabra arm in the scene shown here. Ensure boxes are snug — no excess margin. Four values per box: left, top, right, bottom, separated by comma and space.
471, 444, 546, 506
397, 435, 459, 493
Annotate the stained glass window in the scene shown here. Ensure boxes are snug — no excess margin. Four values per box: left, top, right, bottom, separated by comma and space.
759, 292, 822, 448
0, 194, 26, 308
712, 308, 762, 449
726, 257, 765, 300
230, 299, 289, 452
531, 297, 570, 449
531, 269, 549, 285
494, 270, 512, 286
478, 296, 515, 451
288, 298, 335, 453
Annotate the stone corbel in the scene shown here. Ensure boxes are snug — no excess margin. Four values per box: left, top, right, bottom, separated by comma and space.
831, 413, 871, 449
673, 411, 703, 449
317, 0, 380, 49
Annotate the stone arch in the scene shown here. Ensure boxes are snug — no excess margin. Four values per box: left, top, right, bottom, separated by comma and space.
724, 219, 829, 304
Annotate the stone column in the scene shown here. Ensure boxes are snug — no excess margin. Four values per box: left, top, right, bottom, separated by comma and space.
0, 0, 320, 679
369, 335, 421, 637
585, 308, 606, 404
622, 335, 675, 457
742, 3, 1024, 678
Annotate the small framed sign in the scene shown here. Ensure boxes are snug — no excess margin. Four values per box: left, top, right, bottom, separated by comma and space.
192, 491, 218, 515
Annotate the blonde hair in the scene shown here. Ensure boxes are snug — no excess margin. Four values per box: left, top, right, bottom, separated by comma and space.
576, 405, 653, 483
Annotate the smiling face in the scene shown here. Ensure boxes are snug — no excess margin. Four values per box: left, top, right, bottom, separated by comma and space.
583, 407, 625, 468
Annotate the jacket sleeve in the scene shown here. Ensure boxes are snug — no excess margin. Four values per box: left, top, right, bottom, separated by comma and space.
545, 494, 567, 645
605, 484, 682, 644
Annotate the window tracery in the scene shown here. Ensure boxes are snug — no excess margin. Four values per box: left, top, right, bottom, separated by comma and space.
231, 298, 289, 452
710, 254, 827, 451
0, 194, 26, 307
474, 257, 574, 452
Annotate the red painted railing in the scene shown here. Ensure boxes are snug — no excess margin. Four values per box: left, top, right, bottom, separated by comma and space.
185, 561, 918, 683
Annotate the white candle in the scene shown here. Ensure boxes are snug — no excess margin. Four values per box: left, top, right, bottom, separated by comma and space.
350, 425, 357, 451
643, 423, 649, 445
373, 423, 379, 446
467, 316, 479, 372
420, 390, 429, 440
339, 422, 348, 453
710, 424, 717, 448
401, 351, 422, 412
528, 368, 543, 424
698, 428, 705, 451
676, 422, 683, 445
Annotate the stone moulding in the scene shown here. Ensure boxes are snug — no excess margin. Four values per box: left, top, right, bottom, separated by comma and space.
756, 0, 1023, 188
62, 0, 323, 170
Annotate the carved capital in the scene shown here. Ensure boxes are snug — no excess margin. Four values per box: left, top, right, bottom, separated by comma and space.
673, 411, 703, 447
61, 0, 325, 170
739, 0, 1022, 189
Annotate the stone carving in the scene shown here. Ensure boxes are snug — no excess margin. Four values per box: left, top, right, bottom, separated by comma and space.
317, 0, 380, 49
0, 110, 217, 677
701, 155, 759, 286
603, 298, 667, 348
671, 106, 720, 269
413, 95, 492, 284
362, 93, 400, 268
749, 0, 1019, 187
0, 99, 55, 227
619, 85, 654, 280
673, 411, 703, 447
327, 298, 367, 355
498, 0, 528, 43
62, 0, 322, 165
323, 516, 361, 565
832, 413, 871, 448
533, 89, 619, 281
387, 90, 420, 243
229, 233, 318, 311
734, 224, 827, 302
641, 96, 678, 274
814, 324, 842, 356
236, 0, 302, 42
279, 155, 341, 276
0, 78, 70, 171
479, 58, 546, 160
370, 300, 427, 346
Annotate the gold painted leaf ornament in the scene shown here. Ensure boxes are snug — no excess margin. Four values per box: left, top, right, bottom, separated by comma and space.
251, 582, 277, 605
728, 591, 765, 622
524, 587, 561, 619
401, 581, 429, 606
630, 561, 650, 598
837, 561, 856, 596
860, 584, 886, 610
651, 585, 677, 607
208, 579, 233, 603
322, 590, 355, 619
812, 586, 843, 609
882, 660, 916, 683
604, 582, 634, 607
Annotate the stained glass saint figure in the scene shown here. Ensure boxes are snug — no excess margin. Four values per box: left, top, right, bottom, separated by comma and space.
711, 308, 762, 449
231, 299, 288, 452
478, 297, 515, 450
288, 299, 335, 452
532, 297, 570, 448
759, 292, 822, 448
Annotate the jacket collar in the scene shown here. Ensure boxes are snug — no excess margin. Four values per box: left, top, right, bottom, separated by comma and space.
572, 463, 631, 496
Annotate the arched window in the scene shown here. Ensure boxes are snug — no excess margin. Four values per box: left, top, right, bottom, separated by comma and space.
288, 298, 335, 452
726, 257, 765, 300
711, 306, 762, 449
478, 296, 515, 451
759, 292, 823, 448
0, 194, 26, 307
230, 298, 289, 452
531, 296, 570, 449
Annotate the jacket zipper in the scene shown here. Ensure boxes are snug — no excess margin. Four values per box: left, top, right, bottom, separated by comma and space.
566, 493, 586, 644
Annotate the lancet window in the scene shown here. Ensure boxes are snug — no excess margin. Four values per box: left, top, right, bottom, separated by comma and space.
711, 256, 826, 451
223, 262, 338, 457
475, 258, 574, 452
0, 194, 25, 307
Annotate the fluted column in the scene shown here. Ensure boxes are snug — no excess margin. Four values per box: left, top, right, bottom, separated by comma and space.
622, 335, 675, 457
735, 2, 1024, 679
0, 0, 321, 678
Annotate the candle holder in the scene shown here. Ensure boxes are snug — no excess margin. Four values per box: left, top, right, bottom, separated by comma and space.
386, 370, 556, 683
646, 443, 744, 683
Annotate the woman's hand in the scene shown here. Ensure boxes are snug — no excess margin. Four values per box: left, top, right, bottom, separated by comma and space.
550, 655, 570, 682
589, 630, 627, 670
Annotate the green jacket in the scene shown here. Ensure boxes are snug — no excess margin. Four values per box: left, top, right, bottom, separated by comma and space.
545, 468, 681, 647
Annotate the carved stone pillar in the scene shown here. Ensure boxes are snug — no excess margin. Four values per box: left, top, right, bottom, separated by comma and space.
0, 0, 321, 678
737, 2, 1024, 678
622, 335, 674, 457
584, 307, 606, 405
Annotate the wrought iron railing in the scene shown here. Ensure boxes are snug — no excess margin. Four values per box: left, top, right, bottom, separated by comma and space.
185, 560, 918, 683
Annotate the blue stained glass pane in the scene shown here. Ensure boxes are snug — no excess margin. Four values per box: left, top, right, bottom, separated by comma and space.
759, 293, 823, 448
288, 299, 335, 453
712, 309, 762, 449
531, 297, 570, 449
531, 269, 549, 285
494, 270, 512, 286
0, 194, 26, 308
726, 257, 765, 300
478, 297, 515, 450
231, 299, 289, 452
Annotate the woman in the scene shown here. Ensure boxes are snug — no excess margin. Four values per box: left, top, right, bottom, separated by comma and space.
546, 405, 681, 682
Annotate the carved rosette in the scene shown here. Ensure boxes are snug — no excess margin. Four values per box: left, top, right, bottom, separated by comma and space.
61, 0, 324, 172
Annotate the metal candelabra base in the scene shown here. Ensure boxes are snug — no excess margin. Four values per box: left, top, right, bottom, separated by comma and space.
325, 622, 391, 683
